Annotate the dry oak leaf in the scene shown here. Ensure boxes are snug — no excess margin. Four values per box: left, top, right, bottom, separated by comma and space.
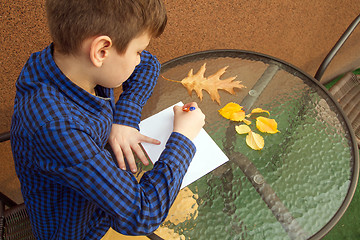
163, 63, 245, 104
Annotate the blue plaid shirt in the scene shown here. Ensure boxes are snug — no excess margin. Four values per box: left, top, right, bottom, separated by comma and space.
10, 44, 196, 240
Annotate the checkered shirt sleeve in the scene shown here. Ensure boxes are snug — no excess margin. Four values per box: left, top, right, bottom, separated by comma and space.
114, 50, 160, 130
32, 120, 195, 236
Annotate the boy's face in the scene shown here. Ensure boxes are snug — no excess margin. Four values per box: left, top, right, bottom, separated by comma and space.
98, 32, 151, 88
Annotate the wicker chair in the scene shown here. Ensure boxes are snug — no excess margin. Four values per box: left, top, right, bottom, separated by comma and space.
0, 131, 36, 240
314, 13, 360, 147
328, 72, 360, 146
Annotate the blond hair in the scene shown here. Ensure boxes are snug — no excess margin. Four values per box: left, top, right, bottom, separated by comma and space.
46, 0, 167, 54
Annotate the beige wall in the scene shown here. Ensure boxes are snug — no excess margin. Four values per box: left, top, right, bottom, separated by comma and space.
1, 1, 359, 201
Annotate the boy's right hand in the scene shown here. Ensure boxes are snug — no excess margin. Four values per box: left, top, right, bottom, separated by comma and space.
173, 102, 205, 140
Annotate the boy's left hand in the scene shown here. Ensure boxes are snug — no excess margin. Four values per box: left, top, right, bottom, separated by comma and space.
108, 124, 160, 173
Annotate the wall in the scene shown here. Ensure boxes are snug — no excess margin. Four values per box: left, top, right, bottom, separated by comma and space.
1, 0, 359, 202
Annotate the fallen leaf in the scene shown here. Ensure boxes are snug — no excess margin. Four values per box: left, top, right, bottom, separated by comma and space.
219, 102, 279, 151
235, 125, 251, 134
230, 111, 246, 121
218, 102, 245, 121
249, 108, 270, 119
246, 131, 264, 150
243, 119, 252, 125
163, 63, 245, 104
256, 117, 279, 133
251, 108, 270, 115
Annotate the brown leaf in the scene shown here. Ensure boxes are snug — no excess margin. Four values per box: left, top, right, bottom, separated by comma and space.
163, 63, 245, 104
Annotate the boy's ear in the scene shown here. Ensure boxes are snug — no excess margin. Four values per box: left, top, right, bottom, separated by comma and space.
89, 36, 112, 67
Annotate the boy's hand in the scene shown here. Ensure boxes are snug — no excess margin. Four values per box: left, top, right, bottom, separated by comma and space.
108, 124, 160, 173
173, 102, 205, 141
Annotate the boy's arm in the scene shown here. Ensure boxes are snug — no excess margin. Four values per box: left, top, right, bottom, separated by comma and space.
33, 120, 195, 235
113, 50, 160, 130
109, 50, 161, 171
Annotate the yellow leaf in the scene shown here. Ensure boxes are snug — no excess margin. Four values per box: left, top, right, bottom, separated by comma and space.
256, 117, 279, 133
251, 108, 270, 115
230, 111, 245, 121
235, 125, 251, 134
163, 63, 246, 105
249, 108, 270, 119
218, 102, 245, 121
246, 131, 264, 150
243, 119, 252, 125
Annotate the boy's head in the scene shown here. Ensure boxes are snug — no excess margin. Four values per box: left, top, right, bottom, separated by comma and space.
45, 0, 167, 55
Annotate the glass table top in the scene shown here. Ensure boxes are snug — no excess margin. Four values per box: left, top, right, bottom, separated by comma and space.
139, 50, 359, 240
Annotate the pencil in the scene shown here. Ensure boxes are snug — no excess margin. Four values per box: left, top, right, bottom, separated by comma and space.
182, 106, 196, 112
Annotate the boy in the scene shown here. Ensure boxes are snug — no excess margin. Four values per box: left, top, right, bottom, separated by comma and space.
10, 0, 205, 239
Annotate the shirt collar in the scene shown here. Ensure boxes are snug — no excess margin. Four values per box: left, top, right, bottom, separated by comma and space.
38, 44, 111, 115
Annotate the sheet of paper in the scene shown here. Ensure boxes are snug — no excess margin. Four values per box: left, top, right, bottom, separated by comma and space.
139, 102, 229, 189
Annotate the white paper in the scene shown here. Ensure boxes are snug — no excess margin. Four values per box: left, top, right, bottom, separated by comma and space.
139, 102, 229, 189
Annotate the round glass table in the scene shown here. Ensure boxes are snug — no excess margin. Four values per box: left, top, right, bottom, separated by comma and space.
140, 50, 359, 240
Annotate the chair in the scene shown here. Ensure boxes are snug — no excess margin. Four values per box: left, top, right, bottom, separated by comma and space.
328, 71, 360, 146
0, 131, 36, 240
314, 14, 360, 147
